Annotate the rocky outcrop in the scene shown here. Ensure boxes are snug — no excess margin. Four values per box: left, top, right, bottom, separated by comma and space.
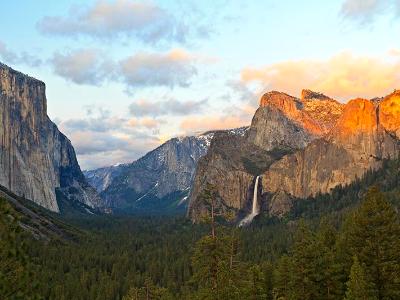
83, 164, 127, 193
300, 89, 344, 133
188, 89, 400, 222
0, 63, 101, 212
188, 130, 256, 221
188, 91, 337, 222
263, 97, 400, 205
379, 90, 400, 139
247, 92, 322, 151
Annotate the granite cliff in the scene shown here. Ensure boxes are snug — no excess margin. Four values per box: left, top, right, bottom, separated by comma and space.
263, 93, 400, 216
188, 89, 400, 222
188, 90, 343, 221
0, 63, 101, 212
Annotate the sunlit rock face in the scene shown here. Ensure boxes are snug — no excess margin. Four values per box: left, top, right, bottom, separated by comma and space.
263, 97, 400, 201
188, 90, 337, 222
300, 89, 345, 134
260, 91, 326, 135
379, 90, 400, 139
248, 91, 323, 150
0, 63, 102, 212
188, 89, 400, 222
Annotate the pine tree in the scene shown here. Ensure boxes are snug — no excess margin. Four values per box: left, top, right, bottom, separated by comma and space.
273, 255, 292, 300
123, 286, 142, 300
315, 219, 343, 299
260, 262, 273, 300
123, 278, 172, 300
190, 184, 246, 300
245, 265, 267, 300
344, 187, 400, 299
0, 198, 40, 299
344, 256, 378, 300
288, 221, 320, 300
191, 184, 223, 299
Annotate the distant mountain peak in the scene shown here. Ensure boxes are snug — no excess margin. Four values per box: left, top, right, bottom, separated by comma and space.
259, 91, 300, 107
259, 90, 324, 136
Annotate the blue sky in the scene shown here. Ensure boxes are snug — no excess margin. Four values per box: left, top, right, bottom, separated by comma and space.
1, 0, 400, 169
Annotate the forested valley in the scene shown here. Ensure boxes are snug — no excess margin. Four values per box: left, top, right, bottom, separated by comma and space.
1, 159, 400, 300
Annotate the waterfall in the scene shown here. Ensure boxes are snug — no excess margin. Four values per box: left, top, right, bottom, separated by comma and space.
239, 175, 260, 227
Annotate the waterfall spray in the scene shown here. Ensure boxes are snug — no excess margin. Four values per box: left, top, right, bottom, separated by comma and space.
239, 175, 260, 227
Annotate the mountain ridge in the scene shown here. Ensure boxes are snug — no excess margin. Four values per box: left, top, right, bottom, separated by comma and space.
188, 89, 400, 222
84, 127, 249, 214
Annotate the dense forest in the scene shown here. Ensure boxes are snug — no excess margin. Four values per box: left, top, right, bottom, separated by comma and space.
1, 159, 400, 299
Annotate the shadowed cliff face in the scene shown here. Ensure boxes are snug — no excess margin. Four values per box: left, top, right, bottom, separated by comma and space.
83, 133, 218, 213
0, 63, 102, 212
188, 90, 342, 222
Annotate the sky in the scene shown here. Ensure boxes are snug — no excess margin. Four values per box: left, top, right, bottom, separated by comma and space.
1, 0, 400, 169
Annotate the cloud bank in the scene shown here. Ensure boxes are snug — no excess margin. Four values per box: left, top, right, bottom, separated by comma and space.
0, 41, 42, 67
59, 107, 161, 169
340, 0, 400, 23
180, 115, 248, 135
120, 49, 197, 89
37, 0, 208, 44
129, 98, 207, 117
241, 52, 400, 100
49, 48, 198, 89
51, 49, 114, 85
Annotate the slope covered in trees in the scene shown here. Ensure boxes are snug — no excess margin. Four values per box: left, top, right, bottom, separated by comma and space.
1, 160, 400, 299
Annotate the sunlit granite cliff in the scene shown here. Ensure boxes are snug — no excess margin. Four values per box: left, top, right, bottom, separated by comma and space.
188, 89, 400, 221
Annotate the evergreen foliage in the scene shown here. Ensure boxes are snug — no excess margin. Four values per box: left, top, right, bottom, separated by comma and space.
344, 256, 378, 300
0, 198, 39, 299
1, 160, 400, 299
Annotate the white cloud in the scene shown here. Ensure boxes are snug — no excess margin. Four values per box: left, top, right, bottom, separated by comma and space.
129, 98, 207, 117
119, 49, 197, 89
0, 41, 18, 63
340, 0, 400, 23
49, 48, 198, 89
180, 115, 249, 135
36, 0, 203, 44
240, 52, 400, 100
50, 49, 114, 85
0, 41, 42, 67
58, 107, 162, 169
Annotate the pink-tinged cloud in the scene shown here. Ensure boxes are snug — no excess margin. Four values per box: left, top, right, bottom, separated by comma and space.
180, 115, 248, 134
139, 118, 159, 129
241, 52, 400, 101
51, 48, 114, 85
120, 49, 197, 89
129, 97, 207, 117
37, 0, 188, 44
127, 117, 160, 129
